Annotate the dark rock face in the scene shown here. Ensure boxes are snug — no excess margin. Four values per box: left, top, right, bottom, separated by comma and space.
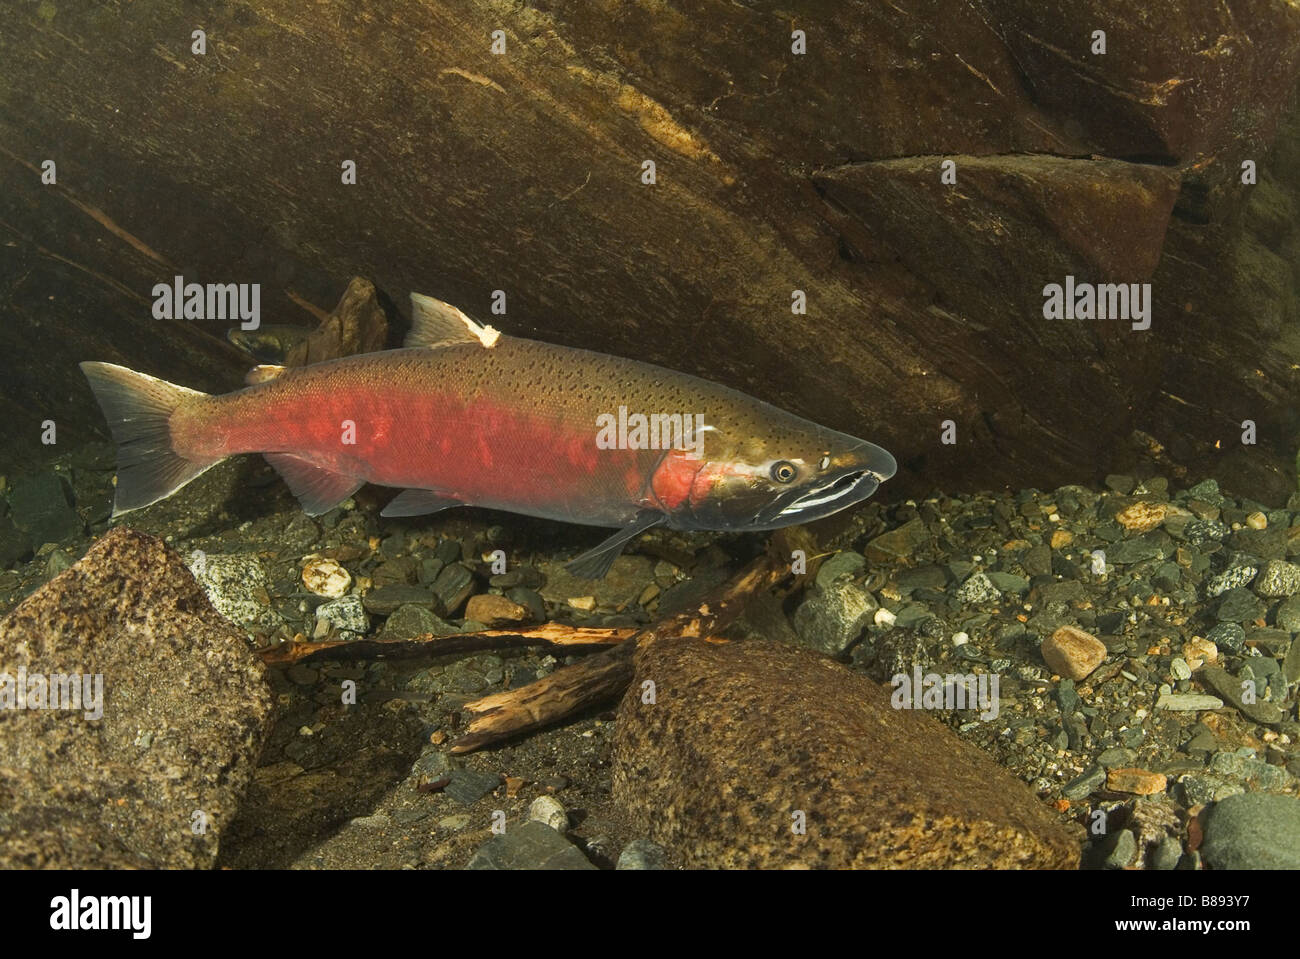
0, 527, 275, 868
3, 2, 1299, 501
612, 635, 1081, 868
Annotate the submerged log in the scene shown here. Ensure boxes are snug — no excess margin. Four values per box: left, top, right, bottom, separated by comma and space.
257, 622, 634, 666
448, 529, 809, 752
3, 2, 1300, 501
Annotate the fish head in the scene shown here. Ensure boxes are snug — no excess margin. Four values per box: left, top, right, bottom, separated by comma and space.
654, 417, 896, 531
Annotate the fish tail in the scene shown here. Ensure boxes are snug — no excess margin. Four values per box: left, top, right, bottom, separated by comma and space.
79, 361, 220, 516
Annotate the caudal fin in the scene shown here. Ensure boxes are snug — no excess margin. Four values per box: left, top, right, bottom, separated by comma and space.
79, 361, 219, 516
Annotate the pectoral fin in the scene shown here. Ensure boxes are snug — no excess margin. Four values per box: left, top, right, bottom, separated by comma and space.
380, 488, 464, 518
564, 510, 664, 580
264, 453, 364, 515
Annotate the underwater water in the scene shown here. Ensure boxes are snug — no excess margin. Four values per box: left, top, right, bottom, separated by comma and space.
2, 1, 1300, 902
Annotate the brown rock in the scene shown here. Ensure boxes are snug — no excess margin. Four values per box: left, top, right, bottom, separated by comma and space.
464, 593, 529, 626
1050, 529, 1074, 549
612, 636, 1080, 869
1043, 626, 1107, 680
1116, 501, 1168, 532
0, 527, 275, 868
1107, 768, 1168, 795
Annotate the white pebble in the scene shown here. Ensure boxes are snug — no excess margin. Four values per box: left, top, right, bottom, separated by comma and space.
874, 608, 897, 627
528, 795, 569, 831
952, 632, 969, 646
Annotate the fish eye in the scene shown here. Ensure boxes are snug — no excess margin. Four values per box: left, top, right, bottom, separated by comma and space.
771, 461, 798, 483
819, 454, 831, 470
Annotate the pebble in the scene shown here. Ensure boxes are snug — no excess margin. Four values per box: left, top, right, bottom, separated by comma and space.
445, 768, 502, 805
363, 584, 440, 616
1041, 626, 1107, 680
1196, 623, 1237, 654
1183, 519, 1228, 546
1106, 767, 1167, 795
1150, 836, 1183, 870
1170, 657, 1192, 680
865, 518, 929, 562
897, 566, 946, 590
1275, 595, 1300, 632
433, 539, 462, 565
1254, 559, 1300, 597
1156, 693, 1224, 711
986, 571, 1029, 595
1097, 828, 1137, 869
371, 557, 416, 587
1208, 750, 1293, 791
1106, 538, 1164, 565
417, 557, 445, 585
1205, 565, 1256, 597
814, 551, 866, 589
301, 557, 351, 598
431, 563, 475, 615
380, 604, 456, 641
190, 553, 282, 632
1057, 678, 1079, 716
315, 595, 368, 635
489, 565, 545, 589
1116, 501, 1167, 532
1215, 587, 1266, 623
616, 839, 669, 870
527, 795, 569, 831
8, 471, 82, 549
567, 595, 596, 611
1199, 666, 1285, 725
465, 820, 596, 870
1178, 773, 1244, 806
873, 607, 897, 627
1097, 747, 1136, 768
1200, 793, 1300, 870
792, 580, 876, 657
1284, 636, 1300, 684
505, 586, 546, 623
1246, 511, 1268, 530
411, 749, 457, 790
954, 571, 1000, 605
1062, 764, 1106, 799
464, 594, 529, 626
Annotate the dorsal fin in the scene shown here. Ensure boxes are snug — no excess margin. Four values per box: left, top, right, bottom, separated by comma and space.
407, 292, 502, 349
245, 364, 287, 385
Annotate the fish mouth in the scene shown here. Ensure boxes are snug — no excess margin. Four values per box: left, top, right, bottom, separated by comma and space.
764, 469, 876, 523
752, 442, 896, 529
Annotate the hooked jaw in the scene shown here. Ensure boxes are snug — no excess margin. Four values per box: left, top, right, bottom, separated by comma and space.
753, 440, 897, 529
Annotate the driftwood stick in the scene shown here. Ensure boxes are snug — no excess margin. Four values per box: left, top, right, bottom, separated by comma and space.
449, 530, 810, 753
257, 623, 635, 666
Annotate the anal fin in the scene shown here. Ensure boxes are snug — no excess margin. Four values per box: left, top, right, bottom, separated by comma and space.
564, 510, 663, 580
380, 488, 464, 518
264, 453, 364, 515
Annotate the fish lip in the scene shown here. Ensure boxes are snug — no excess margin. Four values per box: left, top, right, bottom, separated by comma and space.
752, 467, 879, 527
853, 440, 897, 483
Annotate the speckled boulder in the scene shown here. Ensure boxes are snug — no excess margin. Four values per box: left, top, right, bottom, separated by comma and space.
0, 527, 275, 868
613, 636, 1080, 869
